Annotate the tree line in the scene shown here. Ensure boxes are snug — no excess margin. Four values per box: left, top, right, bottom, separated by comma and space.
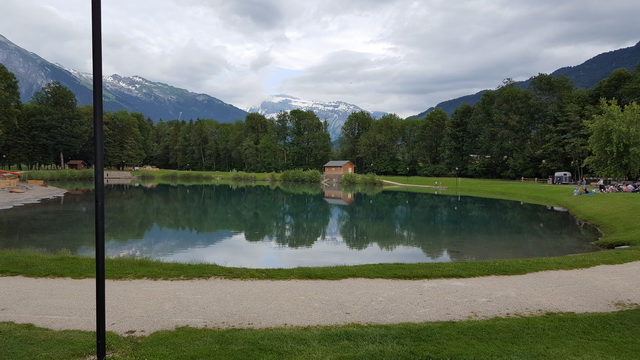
1, 62, 639, 179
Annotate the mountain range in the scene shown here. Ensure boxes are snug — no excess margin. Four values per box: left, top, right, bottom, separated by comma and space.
0, 34, 247, 123
2, 32, 640, 131
410, 41, 640, 118
248, 94, 386, 140
0, 33, 382, 138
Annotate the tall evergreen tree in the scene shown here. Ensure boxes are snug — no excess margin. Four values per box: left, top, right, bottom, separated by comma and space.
338, 111, 374, 170
444, 104, 473, 176
288, 110, 331, 170
29, 82, 89, 168
0, 64, 22, 167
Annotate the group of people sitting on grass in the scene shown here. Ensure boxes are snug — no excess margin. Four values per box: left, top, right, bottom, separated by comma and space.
573, 178, 640, 195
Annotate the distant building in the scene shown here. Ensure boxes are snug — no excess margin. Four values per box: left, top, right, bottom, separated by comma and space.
323, 161, 355, 177
67, 160, 87, 170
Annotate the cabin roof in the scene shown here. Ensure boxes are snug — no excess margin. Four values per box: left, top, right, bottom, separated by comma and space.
324, 160, 353, 167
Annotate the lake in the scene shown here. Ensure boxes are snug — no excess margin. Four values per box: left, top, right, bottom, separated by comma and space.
0, 183, 601, 268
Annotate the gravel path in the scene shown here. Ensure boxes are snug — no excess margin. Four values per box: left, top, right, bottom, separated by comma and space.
0, 183, 67, 210
1, 262, 639, 335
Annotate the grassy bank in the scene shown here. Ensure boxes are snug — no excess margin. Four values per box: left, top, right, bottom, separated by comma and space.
2, 308, 640, 359
20, 169, 95, 181
1, 247, 638, 280
132, 169, 323, 183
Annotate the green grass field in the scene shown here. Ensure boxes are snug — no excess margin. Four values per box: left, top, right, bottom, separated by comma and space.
2, 309, 639, 359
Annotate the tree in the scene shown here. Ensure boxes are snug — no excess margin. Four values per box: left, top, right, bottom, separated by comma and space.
191, 119, 220, 171
585, 99, 640, 179
415, 108, 448, 175
241, 113, 274, 172
358, 114, 404, 174
0, 64, 22, 167
590, 68, 636, 106
465, 81, 541, 178
104, 110, 146, 168
288, 110, 331, 170
29, 82, 89, 168
444, 104, 473, 175
274, 111, 292, 170
0, 64, 21, 139
528, 74, 591, 179
338, 111, 373, 170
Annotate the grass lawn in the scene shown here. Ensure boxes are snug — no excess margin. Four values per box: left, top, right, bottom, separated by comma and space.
1, 175, 639, 359
2, 309, 639, 359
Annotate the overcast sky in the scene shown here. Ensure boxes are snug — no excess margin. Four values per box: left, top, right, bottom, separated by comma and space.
1, 0, 639, 117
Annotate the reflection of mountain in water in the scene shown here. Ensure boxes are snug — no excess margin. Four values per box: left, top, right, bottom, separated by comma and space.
0, 183, 601, 264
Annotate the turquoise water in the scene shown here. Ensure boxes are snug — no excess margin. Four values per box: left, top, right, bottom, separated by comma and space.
0, 183, 600, 268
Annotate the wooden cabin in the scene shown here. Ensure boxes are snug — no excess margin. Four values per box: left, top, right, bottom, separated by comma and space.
323, 161, 355, 176
67, 160, 87, 170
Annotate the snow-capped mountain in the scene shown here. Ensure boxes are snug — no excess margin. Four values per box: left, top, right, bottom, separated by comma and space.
66, 69, 247, 122
0, 33, 247, 123
249, 94, 386, 141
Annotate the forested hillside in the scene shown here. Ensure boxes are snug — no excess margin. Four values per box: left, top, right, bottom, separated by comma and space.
411, 41, 640, 118
1, 63, 639, 179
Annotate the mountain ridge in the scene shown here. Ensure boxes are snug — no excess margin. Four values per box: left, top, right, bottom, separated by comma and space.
249, 94, 386, 141
410, 41, 640, 118
0, 34, 247, 123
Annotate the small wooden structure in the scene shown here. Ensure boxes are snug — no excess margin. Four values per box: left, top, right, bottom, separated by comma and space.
67, 160, 87, 170
0, 170, 20, 188
0, 179, 19, 189
323, 161, 355, 176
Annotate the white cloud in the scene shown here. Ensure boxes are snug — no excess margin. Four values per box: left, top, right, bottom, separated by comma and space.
1, 0, 639, 117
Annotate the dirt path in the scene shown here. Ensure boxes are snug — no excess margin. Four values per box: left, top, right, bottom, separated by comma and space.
382, 179, 448, 190
1, 261, 638, 335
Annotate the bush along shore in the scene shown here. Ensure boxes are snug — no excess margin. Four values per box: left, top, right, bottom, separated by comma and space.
19, 168, 385, 184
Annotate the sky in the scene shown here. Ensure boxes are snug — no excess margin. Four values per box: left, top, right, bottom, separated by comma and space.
1, 0, 639, 117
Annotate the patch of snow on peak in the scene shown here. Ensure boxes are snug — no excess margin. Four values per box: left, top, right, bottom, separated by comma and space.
249, 94, 385, 141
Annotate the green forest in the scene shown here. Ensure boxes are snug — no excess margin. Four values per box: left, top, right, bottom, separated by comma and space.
1, 63, 640, 179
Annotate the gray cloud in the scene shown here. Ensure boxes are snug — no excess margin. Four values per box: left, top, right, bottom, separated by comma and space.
1, 0, 639, 117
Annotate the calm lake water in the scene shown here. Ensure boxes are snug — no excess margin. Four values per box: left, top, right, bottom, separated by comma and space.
0, 183, 601, 268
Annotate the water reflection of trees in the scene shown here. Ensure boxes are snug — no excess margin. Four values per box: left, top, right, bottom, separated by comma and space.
337, 192, 600, 260
1, 184, 327, 252
0, 184, 600, 260
111, 183, 331, 248
0, 194, 94, 252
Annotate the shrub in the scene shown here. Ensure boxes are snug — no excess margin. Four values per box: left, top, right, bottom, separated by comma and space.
340, 173, 358, 185
229, 170, 256, 181
281, 169, 322, 183
339, 173, 382, 186
21, 169, 94, 181
266, 172, 280, 182
360, 173, 383, 185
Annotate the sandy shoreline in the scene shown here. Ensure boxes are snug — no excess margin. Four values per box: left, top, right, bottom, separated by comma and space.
0, 183, 67, 210
1, 261, 638, 335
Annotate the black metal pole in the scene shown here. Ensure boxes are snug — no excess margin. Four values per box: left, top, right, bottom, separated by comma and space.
91, 0, 106, 359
